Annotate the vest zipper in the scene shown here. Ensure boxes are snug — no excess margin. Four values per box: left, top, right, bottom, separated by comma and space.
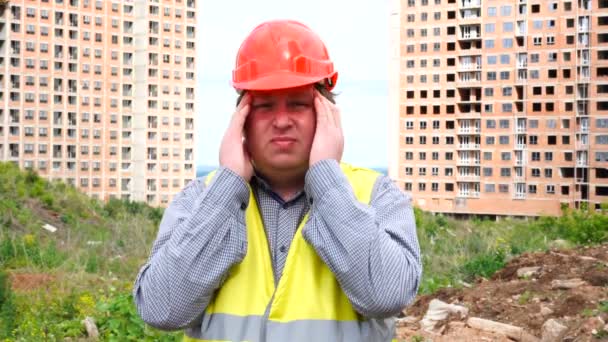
259, 291, 276, 342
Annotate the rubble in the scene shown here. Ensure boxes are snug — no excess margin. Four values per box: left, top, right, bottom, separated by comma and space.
397, 244, 608, 341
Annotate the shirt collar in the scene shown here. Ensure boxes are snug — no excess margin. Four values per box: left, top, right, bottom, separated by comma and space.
251, 174, 306, 207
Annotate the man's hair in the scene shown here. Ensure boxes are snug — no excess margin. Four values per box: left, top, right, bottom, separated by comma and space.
236, 83, 337, 106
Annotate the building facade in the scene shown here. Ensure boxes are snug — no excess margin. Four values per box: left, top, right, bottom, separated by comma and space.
0, 0, 197, 207
389, 0, 608, 216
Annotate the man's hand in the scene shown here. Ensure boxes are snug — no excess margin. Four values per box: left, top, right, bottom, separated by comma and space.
309, 90, 344, 166
219, 94, 254, 181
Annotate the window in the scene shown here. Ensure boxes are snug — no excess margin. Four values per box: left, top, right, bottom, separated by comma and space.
499, 136, 509, 144
487, 7, 497, 16
485, 23, 495, 33
530, 135, 538, 145
487, 119, 496, 128
546, 185, 555, 194
500, 5, 511, 16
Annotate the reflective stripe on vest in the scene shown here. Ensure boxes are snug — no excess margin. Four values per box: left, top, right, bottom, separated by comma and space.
185, 164, 397, 342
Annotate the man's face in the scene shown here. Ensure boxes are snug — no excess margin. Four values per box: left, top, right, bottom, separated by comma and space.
244, 85, 316, 175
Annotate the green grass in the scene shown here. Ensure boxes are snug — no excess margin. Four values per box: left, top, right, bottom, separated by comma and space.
414, 203, 608, 294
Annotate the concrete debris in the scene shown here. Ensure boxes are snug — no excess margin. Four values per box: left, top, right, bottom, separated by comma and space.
517, 266, 541, 278
540, 319, 567, 342
82, 316, 99, 340
550, 278, 587, 290
42, 223, 57, 233
420, 299, 469, 333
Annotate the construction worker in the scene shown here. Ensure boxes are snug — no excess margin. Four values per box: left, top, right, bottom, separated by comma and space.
133, 20, 421, 342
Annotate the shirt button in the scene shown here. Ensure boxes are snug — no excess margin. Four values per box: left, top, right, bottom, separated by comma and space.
240, 202, 247, 210
309, 197, 314, 205
282, 203, 289, 210
279, 245, 287, 253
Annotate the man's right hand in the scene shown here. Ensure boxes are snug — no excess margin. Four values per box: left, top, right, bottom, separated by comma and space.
219, 93, 254, 181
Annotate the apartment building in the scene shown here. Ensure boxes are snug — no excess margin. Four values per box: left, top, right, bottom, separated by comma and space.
0, 0, 197, 207
389, 0, 608, 216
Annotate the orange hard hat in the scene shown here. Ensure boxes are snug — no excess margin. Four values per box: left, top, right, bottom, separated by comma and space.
231, 20, 338, 91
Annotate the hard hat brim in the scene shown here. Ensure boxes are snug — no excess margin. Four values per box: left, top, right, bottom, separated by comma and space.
231, 73, 328, 91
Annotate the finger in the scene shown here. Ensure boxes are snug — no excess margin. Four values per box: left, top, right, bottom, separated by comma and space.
236, 92, 251, 112
318, 91, 337, 127
233, 103, 250, 130
230, 93, 250, 126
314, 93, 329, 125
333, 105, 342, 129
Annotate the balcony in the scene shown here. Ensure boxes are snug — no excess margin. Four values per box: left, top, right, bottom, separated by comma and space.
576, 142, 588, 150
457, 159, 481, 166
580, 126, 589, 133
458, 31, 481, 40
457, 174, 481, 181
460, 0, 481, 7
457, 127, 481, 134
458, 191, 480, 198
516, 126, 526, 133
515, 159, 526, 166
577, 160, 588, 167
514, 193, 526, 200
515, 144, 526, 150
458, 63, 482, 71
458, 143, 480, 150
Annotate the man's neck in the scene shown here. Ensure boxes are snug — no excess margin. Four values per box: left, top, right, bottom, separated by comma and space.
255, 169, 306, 202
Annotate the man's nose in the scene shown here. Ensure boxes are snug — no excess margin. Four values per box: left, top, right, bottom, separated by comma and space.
272, 108, 292, 128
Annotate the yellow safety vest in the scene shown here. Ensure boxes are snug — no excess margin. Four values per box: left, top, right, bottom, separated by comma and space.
184, 164, 397, 342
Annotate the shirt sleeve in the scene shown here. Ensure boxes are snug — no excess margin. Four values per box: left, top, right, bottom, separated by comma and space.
133, 167, 250, 330
302, 160, 422, 318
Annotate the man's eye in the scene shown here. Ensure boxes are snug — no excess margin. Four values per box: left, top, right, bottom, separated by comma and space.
253, 103, 272, 109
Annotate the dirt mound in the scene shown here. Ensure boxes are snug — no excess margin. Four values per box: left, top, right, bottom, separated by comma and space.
399, 244, 608, 341
10, 273, 56, 291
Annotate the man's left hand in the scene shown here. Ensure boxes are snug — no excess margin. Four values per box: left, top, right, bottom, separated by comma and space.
309, 90, 344, 166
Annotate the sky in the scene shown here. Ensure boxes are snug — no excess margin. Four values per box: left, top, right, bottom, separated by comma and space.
196, 0, 390, 168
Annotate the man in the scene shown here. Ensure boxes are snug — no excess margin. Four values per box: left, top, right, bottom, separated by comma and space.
134, 20, 421, 342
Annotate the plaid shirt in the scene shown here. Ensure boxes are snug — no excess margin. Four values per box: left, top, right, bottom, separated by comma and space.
133, 160, 421, 330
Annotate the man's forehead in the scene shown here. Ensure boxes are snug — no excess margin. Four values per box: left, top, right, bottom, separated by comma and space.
250, 85, 314, 99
